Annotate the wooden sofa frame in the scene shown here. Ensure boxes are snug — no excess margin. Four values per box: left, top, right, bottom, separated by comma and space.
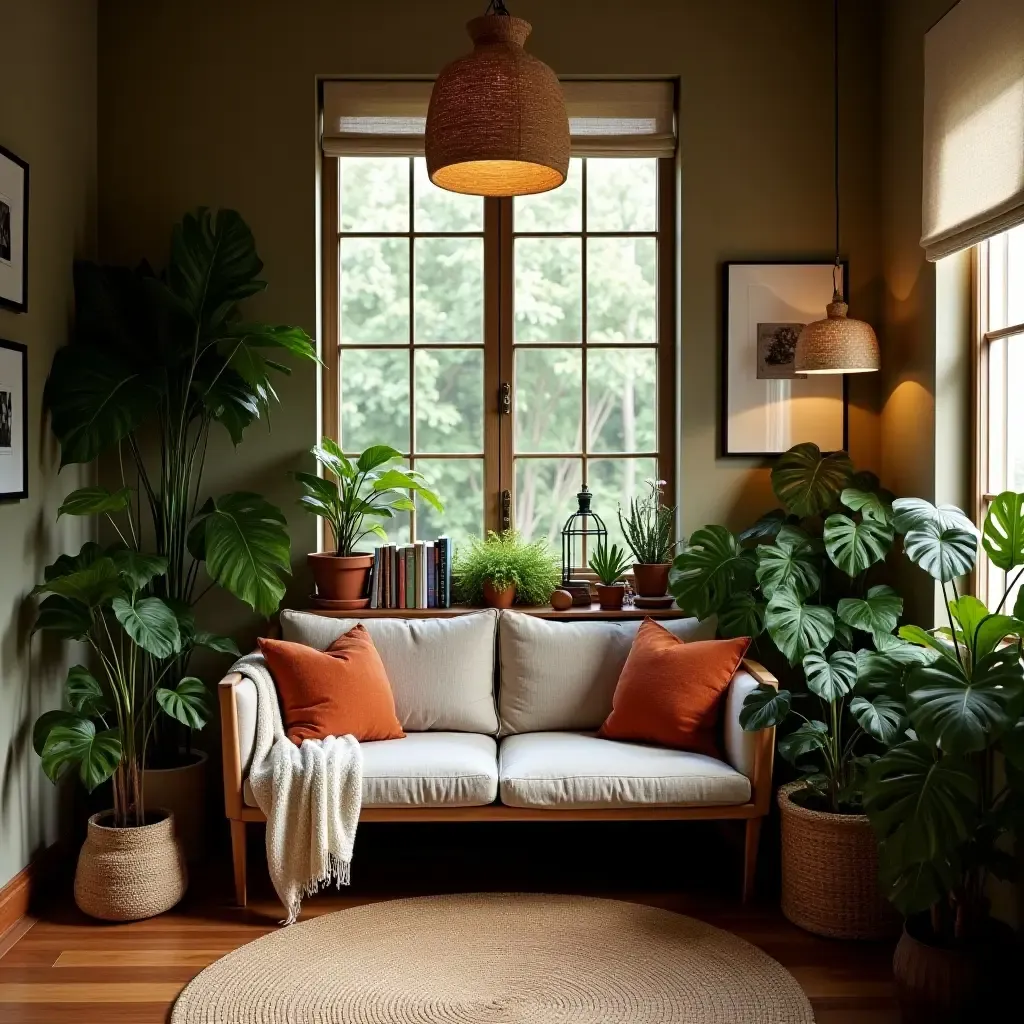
219, 657, 778, 908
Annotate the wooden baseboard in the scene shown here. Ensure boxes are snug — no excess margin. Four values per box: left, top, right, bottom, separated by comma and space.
0, 845, 65, 941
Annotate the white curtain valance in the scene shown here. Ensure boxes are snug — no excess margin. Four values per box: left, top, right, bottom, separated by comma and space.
921, 0, 1024, 261
322, 79, 676, 158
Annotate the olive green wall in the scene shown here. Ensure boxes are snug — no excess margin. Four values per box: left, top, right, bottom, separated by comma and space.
0, 0, 96, 889
96, 0, 884, 646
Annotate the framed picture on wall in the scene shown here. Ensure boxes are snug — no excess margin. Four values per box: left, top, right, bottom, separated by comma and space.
721, 261, 848, 457
0, 339, 28, 500
0, 144, 29, 313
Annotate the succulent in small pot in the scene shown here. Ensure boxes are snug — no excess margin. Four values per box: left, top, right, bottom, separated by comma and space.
297, 439, 443, 605
618, 479, 678, 596
453, 530, 561, 608
588, 540, 632, 611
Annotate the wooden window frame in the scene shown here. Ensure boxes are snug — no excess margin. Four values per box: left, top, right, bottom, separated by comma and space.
321, 156, 676, 550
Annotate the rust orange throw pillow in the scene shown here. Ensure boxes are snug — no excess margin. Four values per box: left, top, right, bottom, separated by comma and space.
258, 626, 405, 745
598, 619, 749, 756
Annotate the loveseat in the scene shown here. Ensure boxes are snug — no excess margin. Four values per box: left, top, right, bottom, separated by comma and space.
219, 609, 777, 907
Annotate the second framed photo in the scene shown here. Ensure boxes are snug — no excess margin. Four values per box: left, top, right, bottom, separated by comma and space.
721, 261, 848, 457
0, 145, 29, 314
0, 339, 27, 500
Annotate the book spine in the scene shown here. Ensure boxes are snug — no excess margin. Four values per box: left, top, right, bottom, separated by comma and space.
389, 544, 397, 608
398, 546, 406, 609
405, 546, 414, 609
369, 548, 379, 609
440, 536, 450, 608
414, 540, 425, 609
428, 542, 436, 609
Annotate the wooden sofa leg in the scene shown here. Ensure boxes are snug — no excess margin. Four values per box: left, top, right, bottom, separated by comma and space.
742, 818, 762, 904
230, 819, 247, 908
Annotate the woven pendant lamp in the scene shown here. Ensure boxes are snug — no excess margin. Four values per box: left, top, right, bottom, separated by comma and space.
795, 0, 880, 374
426, 1, 569, 197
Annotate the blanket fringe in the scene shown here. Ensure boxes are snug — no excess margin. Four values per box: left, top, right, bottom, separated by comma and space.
281, 855, 352, 926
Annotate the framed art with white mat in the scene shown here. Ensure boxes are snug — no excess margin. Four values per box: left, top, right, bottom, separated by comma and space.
0, 339, 27, 500
722, 262, 848, 457
0, 144, 29, 313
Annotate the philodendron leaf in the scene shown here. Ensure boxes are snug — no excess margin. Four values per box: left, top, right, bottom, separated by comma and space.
357, 445, 404, 473
156, 677, 212, 730
850, 695, 904, 744
739, 685, 792, 731
669, 526, 755, 620
32, 709, 80, 757
982, 491, 1024, 572
803, 650, 857, 701
765, 587, 835, 665
770, 442, 853, 518
907, 646, 1024, 755
898, 624, 960, 665
32, 558, 125, 608
755, 525, 821, 601
973, 615, 1024, 660
41, 719, 122, 792
823, 513, 894, 576
107, 549, 168, 592
65, 665, 108, 717
778, 720, 829, 765
193, 631, 242, 656
903, 519, 979, 582
737, 508, 787, 545
32, 595, 92, 640
891, 497, 977, 536
112, 596, 182, 659
716, 592, 765, 639
840, 487, 893, 524
837, 585, 903, 643
57, 486, 132, 518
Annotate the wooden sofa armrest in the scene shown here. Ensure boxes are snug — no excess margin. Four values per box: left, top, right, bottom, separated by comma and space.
219, 673, 245, 820
740, 657, 778, 816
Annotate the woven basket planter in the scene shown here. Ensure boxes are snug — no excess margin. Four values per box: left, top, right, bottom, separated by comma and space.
74, 809, 187, 922
778, 782, 899, 940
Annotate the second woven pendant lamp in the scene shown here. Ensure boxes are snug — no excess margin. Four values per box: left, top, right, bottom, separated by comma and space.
426, 1, 569, 197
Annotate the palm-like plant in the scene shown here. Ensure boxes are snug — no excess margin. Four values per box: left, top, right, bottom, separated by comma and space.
295, 439, 443, 556
588, 541, 632, 586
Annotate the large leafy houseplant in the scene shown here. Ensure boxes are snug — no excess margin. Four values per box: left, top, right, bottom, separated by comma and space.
670, 443, 911, 813
864, 493, 1024, 943
38, 209, 315, 773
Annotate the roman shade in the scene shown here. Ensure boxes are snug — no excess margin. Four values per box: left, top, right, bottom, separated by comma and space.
921, 0, 1024, 261
322, 79, 675, 158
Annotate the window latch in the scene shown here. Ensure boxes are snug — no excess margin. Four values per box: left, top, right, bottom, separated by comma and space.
499, 381, 511, 416
501, 489, 511, 531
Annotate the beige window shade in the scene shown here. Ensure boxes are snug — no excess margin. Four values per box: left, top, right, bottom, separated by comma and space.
921, 0, 1024, 261
322, 79, 676, 158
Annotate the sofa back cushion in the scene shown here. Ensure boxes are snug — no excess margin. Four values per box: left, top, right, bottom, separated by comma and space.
498, 611, 716, 735
279, 609, 499, 734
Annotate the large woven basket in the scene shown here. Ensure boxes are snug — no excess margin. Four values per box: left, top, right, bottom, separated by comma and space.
778, 782, 899, 940
74, 808, 187, 921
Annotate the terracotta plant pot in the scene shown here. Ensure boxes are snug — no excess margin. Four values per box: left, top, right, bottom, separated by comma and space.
74, 809, 187, 922
143, 750, 207, 862
482, 579, 517, 608
595, 583, 626, 611
308, 551, 373, 606
893, 914, 1017, 1023
632, 562, 670, 598
778, 783, 900, 940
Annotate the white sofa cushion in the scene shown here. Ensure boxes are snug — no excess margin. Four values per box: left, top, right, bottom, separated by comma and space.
244, 732, 498, 808
498, 732, 751, 809
497, 612, 716, 735
280, 609, 499, 734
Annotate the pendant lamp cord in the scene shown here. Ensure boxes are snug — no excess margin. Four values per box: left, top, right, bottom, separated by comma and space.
486, 0, 511, 14
832, 0, 842, 300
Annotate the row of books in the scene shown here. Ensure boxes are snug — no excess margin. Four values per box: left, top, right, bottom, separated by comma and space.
368, 538, 452, 609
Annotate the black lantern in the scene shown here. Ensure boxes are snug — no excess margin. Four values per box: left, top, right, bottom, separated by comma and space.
560, 485, 607, 607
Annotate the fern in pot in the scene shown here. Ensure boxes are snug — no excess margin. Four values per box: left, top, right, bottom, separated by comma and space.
296, 438, 443, 607
453, 530, 561, 608
618, 479, 677, 597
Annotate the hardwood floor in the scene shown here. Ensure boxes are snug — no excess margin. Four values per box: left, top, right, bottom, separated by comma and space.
0, 820, 899, 1022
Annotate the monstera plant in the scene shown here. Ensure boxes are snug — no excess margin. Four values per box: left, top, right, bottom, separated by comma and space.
670, 442, 909, 814
36, 209, 315, 790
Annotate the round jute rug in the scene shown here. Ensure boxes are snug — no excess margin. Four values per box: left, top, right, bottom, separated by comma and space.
171, 893, 814, 1023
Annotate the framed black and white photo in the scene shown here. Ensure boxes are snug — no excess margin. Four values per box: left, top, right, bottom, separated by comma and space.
0, 145, 29, 313
0, 339, 27, 499
722, 261, 848, 457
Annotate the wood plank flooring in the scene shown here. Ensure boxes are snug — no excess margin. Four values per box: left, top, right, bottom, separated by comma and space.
0, 820, 899, 1022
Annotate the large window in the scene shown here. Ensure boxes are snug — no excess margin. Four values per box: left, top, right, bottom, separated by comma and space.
976, 223, 1024, 608
322, 154, 674, 564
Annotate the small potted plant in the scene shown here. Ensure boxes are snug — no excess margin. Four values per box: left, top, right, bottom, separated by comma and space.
589, 540, 632, 611
618, 479, 677, 597
453, 530, 561, 609
296, 439, 443, 606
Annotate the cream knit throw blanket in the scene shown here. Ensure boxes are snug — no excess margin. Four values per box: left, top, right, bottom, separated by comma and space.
232, 652, 363, 924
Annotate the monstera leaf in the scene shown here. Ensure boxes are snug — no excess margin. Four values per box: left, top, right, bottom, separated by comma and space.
803, 650, 857, 701
755, 525, 821, 601
716, 592, 765, 639
982, 491, 1024, 572
823, 514, 894, 576
840, 487, 894, 524
737, 508, 787, 545
41, 718, 122, 793
891, 497, 977, 536
907, 646, 1024, 755
903, 521, 979, 582
669, 526, 755, 620
112, 596, 182, 659
32, 595, 93, 640
33, 558, 125, 608
837, 585, 903, 643
739, 685, 792, 731
765, 587, 835, 665
770, 443, 853, 518
156, 677, 213, 730
107, 550, 168, 592
778, 720, 829, 765
65, 665, 108, 717
193, 492, 292, 616
850, 695, 904, 744
57, 486, 132, 518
